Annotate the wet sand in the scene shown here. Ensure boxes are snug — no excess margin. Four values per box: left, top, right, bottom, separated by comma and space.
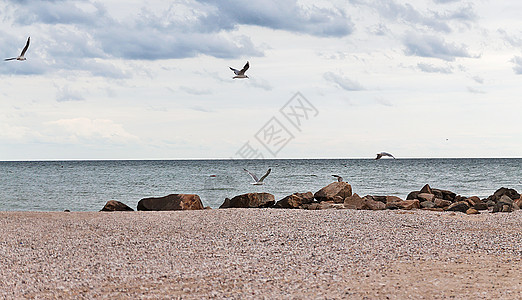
1, 209, 521, 299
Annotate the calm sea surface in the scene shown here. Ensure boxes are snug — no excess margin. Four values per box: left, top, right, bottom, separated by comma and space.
0, 159, 521, 211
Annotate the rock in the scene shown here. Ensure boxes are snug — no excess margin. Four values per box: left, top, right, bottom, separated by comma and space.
420, 201, 436, 209
303, 201, 343, 210
417, 193, 435, 202
466, 196, 482, 207
101, 200, 134, 212
362, 197, 386, 210
432, 188, 456, 201
406, 191, 420, 200
314, 182, 352, 202
487, 187, 520, 203
492, 195, 515, 213
515, 198, 522, 208
385, 202, 400, 210
466, 208, 480, 215
274, 192, 314, 209
343, 193, 365, 210
419, 184, 433, 194
473, 202, 489, 211
64, 209, 71, 212
138, 194, 203, 211
385, 196, 403, 203
396, 200, 420, 210
446, 201, 470, 213
434, 198, 452, 208
219, 193, 275, 209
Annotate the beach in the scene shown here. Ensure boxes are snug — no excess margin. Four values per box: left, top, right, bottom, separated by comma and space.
1, 209, 521, 299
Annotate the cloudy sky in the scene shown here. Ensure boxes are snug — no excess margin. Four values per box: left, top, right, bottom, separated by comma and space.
1, 0, 521, 160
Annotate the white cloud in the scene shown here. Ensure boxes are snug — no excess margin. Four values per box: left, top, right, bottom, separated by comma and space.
323, 72, 365, 91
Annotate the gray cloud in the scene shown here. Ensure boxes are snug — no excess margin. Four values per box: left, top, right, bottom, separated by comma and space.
511, 56, 522, 74
197, 0, 354, 37
417, 63, 453, 73
403, 33, 472, 61
323, 72, 365, 91
4, 0, 351, 65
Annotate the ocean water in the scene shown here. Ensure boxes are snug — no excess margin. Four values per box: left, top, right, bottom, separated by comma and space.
0, 158, 521, 211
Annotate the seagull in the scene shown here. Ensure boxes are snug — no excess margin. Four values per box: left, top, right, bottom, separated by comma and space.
230, 61, 249, 79
243, 168, 271, 185
375, 152, 396, 160
332, 175, 343, 182
5, 37, 30, 61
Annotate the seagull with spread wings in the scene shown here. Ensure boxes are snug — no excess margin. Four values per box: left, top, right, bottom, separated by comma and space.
5, 37, 30, 61
375, 152, 396, 160
243, 168, 271, 185
230, 61, 249, 79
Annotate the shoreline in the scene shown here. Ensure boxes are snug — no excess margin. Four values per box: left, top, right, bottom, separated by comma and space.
1, 209, 521, 298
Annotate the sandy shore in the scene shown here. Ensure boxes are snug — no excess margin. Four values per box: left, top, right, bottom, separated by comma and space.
1, 209, 521, 299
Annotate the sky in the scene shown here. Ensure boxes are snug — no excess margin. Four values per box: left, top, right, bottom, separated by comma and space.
0, 0, 521, 160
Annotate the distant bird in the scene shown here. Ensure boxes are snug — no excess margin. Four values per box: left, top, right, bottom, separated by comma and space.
230, 61, 249, 79
5, 37, 30, 61
243, 168, 271, 185
332, 175, 343, 182
375, 152, 395, 160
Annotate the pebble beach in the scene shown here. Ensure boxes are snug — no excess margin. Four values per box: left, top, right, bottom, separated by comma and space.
1, 209, 521, 299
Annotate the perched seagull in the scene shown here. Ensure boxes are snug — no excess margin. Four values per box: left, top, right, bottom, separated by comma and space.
230, 61, 249, 79
375, 152, 396, 160
244, 168, 271, 185
332, 175, 343, 182
5, 37, 30, 61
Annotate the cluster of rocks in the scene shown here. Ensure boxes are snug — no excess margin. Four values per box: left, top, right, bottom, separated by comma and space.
99, 182, 521, 215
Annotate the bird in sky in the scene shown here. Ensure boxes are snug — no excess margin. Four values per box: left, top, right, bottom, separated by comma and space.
230, 61, 249, 79
243, 168, 271, 185
5, 37, 30, 61
332, 175, 343, 182
375, 152, 396, 160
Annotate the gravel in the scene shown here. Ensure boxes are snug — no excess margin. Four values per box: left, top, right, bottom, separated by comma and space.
1, 209, 521, 299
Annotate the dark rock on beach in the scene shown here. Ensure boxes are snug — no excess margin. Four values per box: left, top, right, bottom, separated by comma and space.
137, 194, 204, 211
446, 201, 470, 213
274, 192, 314, 209
220, 193, 275, 209
487, 187, 520, 203
100, 200, 134, 212
492, 195, 518, 213
314, 182, 352, 203
343, 193, 365, 209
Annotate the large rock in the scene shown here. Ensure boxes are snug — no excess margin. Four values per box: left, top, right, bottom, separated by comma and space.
343, 193, 365, 209
492, 195, 517, 213
395, 200, 420, 210
220, 193, 275, 209
446, 201, 470, 213
362, 197, 386, 210
137, 194, 204, 211
417, 193, 435, 202
434, 198, 452, 208
314, 182, 352, 202
487, 187, 520, 203
274, 192, 314, 209
100, 200, 134, 212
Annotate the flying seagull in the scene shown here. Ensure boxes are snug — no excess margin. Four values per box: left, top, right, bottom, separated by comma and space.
332, 175, 343, 182
230, 61, 249, 79
5, 37, 30, 61
243, 168, 271, 185
375, 152, 396, 160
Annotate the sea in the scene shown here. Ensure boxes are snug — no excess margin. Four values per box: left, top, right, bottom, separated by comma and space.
0, 158, 521, 211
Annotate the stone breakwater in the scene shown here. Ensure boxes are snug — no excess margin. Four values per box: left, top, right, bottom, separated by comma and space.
101, 182, 521, 214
